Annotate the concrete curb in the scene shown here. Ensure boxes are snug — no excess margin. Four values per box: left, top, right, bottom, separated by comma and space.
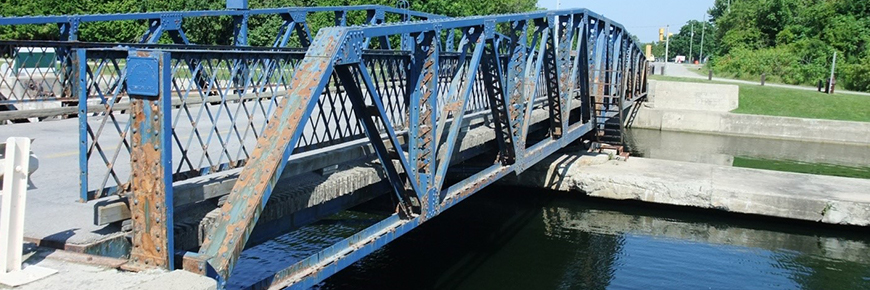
633, 107, 870, 146
503, 154, 870, 227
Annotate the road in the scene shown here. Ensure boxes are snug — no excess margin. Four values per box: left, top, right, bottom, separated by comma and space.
650, 62, 870, 97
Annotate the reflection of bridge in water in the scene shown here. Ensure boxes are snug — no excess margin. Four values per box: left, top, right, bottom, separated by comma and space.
0, 3, 648, 289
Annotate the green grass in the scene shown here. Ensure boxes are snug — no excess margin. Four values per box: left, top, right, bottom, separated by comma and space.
649, 75, 870, 122
733, 157, 870, 179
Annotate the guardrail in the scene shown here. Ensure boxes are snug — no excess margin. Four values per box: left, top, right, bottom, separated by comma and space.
76, 47, 500, 201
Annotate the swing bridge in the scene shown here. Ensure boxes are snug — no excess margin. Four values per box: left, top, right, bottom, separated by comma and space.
0, 3, 648, 289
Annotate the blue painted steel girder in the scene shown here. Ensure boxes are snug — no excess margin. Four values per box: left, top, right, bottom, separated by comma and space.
180, 8, 649, 288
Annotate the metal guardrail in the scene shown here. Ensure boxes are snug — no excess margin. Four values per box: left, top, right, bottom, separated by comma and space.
76, 47, 501, 201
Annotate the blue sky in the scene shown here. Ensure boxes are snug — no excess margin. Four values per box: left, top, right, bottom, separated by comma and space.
537, 0, 715, 43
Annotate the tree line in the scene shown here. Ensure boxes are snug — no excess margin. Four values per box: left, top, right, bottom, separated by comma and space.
648, 0, 870, 92
0, 0, 537, 46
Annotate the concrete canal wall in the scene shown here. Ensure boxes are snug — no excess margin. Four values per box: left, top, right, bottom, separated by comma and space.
503, 153, 870, 227
633, 80, 870, 145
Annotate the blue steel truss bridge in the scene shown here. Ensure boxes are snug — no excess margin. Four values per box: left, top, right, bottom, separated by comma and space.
0, 2, 648, 289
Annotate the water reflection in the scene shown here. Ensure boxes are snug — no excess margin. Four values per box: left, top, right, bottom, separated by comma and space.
316, 188, 870, 289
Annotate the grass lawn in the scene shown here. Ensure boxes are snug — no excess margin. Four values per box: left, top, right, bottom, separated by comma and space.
649, 75, 870, 122
733, 156, 870, 179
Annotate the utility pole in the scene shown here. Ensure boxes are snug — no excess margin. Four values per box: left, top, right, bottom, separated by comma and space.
829, 51, 837, 94
700, 14, 706, 63
689, 23, 694, 63
555, 0, 561, 47
664, 25, 670, 74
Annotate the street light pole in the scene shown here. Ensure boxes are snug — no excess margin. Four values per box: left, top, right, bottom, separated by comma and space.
700, 14, 706, 63
664, 25, 670, 74
689, 23, 694, 63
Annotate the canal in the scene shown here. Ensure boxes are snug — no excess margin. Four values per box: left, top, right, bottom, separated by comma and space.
313, 188, 870, 289
230, 129, 870, 289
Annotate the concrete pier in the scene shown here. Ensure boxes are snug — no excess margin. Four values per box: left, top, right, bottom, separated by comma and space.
504, 153, 870, 226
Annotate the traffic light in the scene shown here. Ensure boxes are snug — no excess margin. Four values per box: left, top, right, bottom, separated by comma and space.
659, 28, 664, 41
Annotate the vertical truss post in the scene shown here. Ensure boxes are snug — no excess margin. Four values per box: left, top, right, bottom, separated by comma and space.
578, 15, 591, 124
593, 21, 611, 141
58, 18, 80, 98
544, 14, 575, 139
543, 15, 562, 139
481, 35, 516, 165
126, 50, 174, 270
407, 29, 440, 218
504, 19, 529, 160
76, 49, 90, 202
186, 28, 358, 282
229, 0, 249, 46
232, 14, 250, 46
618, 32, 629, 144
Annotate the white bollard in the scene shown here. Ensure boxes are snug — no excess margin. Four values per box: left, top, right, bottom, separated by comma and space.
0, 137, 30, 274
0, 137, 55, 287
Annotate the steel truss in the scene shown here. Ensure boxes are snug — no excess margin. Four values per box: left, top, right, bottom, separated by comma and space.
176, 9, 649, 289
0, 6, 648, 290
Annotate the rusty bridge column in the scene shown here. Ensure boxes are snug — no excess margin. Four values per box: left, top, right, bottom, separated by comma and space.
126, 49, 175, 270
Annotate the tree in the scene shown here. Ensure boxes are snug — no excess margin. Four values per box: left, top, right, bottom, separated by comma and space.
0, 0, 539, 45
666, 20, 716, 62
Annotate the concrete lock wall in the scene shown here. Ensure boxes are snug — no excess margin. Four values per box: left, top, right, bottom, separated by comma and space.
634, 80, 870, 145
647, 80, 739, 112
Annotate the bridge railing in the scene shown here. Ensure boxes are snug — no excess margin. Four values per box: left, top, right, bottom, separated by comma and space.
76, 47, 500, 201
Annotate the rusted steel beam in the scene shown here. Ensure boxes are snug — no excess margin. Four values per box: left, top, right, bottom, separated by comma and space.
503, 20, 529, 159
127, 50, 175, 270
408, 30, 440, 218
188, 28, 361, 282
481, 37, 516, 165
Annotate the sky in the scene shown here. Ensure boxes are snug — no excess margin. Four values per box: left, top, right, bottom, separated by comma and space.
537, 0, 715, 43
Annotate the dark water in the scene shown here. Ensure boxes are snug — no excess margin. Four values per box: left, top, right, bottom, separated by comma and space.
309, 188, 870, 289
624, 128, 870, 179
